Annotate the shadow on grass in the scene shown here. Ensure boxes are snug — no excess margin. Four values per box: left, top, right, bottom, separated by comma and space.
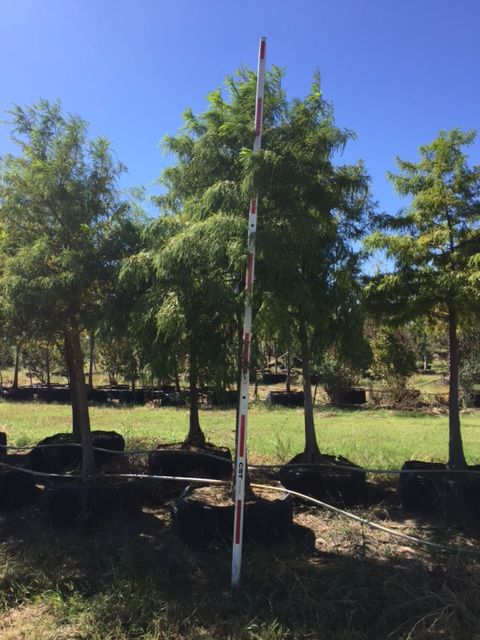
2, 492, 480, 640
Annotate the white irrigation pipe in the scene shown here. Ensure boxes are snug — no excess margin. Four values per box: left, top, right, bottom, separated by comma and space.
231, 35, 267, 588
0, 460, 229, 484
2, 459, 478, 557
2, 442, 480, 475
251, 483, 480, 556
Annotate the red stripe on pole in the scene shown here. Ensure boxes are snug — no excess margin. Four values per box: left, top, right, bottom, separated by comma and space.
239, 415, 246, 456
255, 97, 263, 134
260, 39, 266, 60
235, 500, 242, 544
231, 36, 266, 589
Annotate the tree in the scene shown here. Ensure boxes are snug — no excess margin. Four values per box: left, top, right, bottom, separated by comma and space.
366, 129, 480, 468
147, 69, 286, 445
122, 213, 243, 446
370, 326, 417, 402
243, 74, 373, 461
0, 100, 133, 476
155, 69, 372, 462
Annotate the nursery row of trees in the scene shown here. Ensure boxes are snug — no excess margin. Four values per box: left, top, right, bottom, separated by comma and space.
1, 67, 479, 473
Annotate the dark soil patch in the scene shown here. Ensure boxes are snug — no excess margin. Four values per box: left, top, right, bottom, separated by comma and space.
280, 452, 367, 506
171, 484, 293, 548
148, 442, 232, 483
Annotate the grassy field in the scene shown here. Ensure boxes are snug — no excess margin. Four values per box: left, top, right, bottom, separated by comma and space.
2, 400, 480, 639
1, 399, 479, 468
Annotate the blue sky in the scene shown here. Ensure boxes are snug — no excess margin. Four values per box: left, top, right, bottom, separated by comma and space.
1, 0, 479, 224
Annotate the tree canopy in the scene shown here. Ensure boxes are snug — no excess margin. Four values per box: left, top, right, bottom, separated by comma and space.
366, 129, 480, 467
0, 100, 135, 475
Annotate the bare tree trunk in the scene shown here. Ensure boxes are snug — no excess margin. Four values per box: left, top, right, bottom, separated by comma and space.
174, 365, 181, 393
448, 305, 467, 468
13, 343, 21, 390
185, 345, 205, 447
45, 346, 51, 388
299, 319, 321, 462
286, 349, 291, 393
65, 330, 95, 477
88, 331, 95, 389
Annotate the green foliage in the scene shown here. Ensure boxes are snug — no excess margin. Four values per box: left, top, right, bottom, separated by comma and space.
366, 129, 480, 466
366, 129, 480, 322
317, 352, 363, 404
21, 339, 63, 385
371, 327, 417, 400
0, 100, 136, 467
459, 356, 480, 406
152, 67, 374, 456
0, 100, 133, 338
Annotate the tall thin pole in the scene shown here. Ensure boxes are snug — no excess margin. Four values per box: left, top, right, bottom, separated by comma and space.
231, 36, 267, 588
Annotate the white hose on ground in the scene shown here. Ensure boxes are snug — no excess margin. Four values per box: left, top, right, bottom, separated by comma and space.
2, 443, 479, 475
1, 460, 479, 556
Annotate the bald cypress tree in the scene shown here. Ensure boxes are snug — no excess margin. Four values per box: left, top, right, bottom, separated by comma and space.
367, 130, 480, 468
0, 101, 132, 477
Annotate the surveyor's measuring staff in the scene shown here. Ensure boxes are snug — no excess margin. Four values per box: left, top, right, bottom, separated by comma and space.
231, 36, 267, 588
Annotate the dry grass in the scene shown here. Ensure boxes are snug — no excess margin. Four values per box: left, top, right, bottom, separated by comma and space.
1, 479, 480, 639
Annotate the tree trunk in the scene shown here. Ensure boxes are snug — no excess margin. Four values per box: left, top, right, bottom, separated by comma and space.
286, 349, 291, 393
299, 319, 321, 462
185, 345, 206, 447
174, 365, 181, 393
448, 305, 467, 468
88, 331, 95, 389
65, 329, 95, 477
45, 346, 51, 388
13, 343, 21, 390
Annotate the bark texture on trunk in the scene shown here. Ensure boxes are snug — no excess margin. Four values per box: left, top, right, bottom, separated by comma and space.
448, 305, 467, 468
65, 328, 95, 477
185, 346, 206, 447
299, 320, 321, 462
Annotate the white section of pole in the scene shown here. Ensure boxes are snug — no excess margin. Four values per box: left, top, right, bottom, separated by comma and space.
231, 36, 267, 588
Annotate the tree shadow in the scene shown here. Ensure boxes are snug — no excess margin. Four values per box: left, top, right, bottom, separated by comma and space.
1, 489, 480, 640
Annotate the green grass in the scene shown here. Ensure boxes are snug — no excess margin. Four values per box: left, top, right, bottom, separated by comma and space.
1, 399, 480, 468
2, 399, 480, 639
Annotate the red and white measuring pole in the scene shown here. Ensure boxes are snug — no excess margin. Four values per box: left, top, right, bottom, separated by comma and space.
231, 36, 267, 588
